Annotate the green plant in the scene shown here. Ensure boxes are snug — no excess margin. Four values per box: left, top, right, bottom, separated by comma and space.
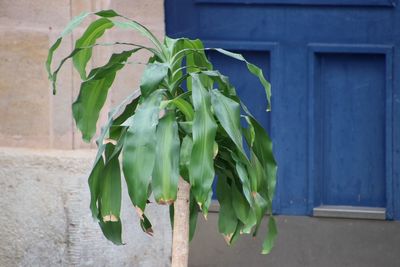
46, 9, 277, 265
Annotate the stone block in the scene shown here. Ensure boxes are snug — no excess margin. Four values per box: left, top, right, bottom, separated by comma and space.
0, 0, 70, 28
0, 30, 51, 148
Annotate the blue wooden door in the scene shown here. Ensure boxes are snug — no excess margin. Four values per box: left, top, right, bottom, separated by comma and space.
165, 0, 400, 220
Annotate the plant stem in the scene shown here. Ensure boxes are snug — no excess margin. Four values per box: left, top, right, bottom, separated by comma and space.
171, 177, 190, 267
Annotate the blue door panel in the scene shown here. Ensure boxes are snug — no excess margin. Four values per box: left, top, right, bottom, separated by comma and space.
165, 0, 400, 219
316, 53, 386, 207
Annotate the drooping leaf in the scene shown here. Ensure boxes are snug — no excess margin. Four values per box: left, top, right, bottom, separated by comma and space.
210, 89, 245, 157
252, 192, 268, 237
73, 18, 114, 79
152, 110, 180, 204
189, 191, 199, 241
88, 156, 105, 219
100, 144, 122, 222
180, 135, 193, 182
72, 50, 138, 142
140, 214, 154, 236
73, 72, 115, 142
245, 114, 277, 204
110, 18, 163, 54
140, 62, 169, 97
231, 181, 250, 224
262, 216, 278, 254
46, 12, 91, 93
211, 48, 271, 111
216, 174, 238, 240
98, 218, 123, 245
189, 74, 217, 208
122, 89, 164, 213
233, 156, 253, 206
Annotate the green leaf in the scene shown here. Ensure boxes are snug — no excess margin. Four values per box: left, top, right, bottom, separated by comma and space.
189, 74, 217, 208
100, 144, 122, 222
169, 98, 194, 121
46, 12, 91, 93
211, 89, 248, 163
152, 110, 180, 204
98, 219, 123, 245
73, 72, 116, 142
111, 19, 163, 54
216, 174, 238, 239
189, 192, 199, 241
179, 135, 193, 182
231, 181, 250, 224
212, 48, 271, 111
262, 216, 278, 254
88, 156, 105, 219
72, 50, 138, 142
140, 62, 169, 97
245, 115, 277, 204
140, 214, 154, 236
252, 192, 268, 237
122, 89, 164, 212
233, 156, 253, 206
73, 18, 114, 79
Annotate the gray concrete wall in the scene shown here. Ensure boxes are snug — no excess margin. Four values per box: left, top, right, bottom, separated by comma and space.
190, 213, 400, 267
0, 148, 172, 267
0, 148, 171, 267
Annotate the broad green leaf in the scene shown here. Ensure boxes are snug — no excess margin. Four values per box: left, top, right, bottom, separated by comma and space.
179, 135, 193, 182
189, 74, 217, 208
73, 18, 114, 79
122, 89, 164, 212
211, 89, 247, 161
100, 144, 122, 222
233, 157, 253, 206
252, 192, 268, 237
245, 115, 277, 204
231, 181, 250, 224
212, 48, 271, 111
262, 216, 278, 254
216, 174, 238, 239
88, 156, 105, 219
152, 110, 180, 204
98, 219, 123, 245
73, 72, 116, 142
94, 90, 140, 166
72, 50, 137, 142
140, 62, 169, 97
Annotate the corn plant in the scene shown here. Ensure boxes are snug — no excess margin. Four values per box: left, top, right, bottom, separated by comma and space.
46, 10, 277, 264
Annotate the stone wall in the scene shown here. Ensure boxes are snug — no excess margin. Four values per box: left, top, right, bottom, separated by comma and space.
0, 1, 171, 266
0, 0, 165, 149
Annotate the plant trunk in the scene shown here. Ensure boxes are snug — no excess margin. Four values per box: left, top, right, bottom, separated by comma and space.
171, 177, 190, 267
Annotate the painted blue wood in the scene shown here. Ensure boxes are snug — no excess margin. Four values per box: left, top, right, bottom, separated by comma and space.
165, 0, 400, 219
195, 0, 396, 7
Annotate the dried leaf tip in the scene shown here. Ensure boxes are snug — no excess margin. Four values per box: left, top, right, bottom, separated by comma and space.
135, 206, 144, 220
103, 214, 119, 222
223, 233, 233, 245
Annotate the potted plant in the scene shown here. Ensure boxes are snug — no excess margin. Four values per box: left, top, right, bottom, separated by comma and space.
46, 10, 277, 267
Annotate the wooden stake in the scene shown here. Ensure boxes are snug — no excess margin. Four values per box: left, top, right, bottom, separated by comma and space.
171, 177, 190, 267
